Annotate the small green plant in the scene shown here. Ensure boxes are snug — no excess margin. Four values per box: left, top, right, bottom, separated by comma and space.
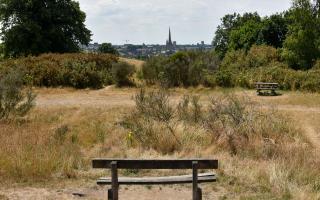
0, 69, 35, 120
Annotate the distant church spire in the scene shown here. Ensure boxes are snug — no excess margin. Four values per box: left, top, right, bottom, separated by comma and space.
168, 27, 172, 45
166, 27, 174, 51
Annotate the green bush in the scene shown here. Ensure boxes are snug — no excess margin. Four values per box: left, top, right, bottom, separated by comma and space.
220, 49, 247, 71
0, 53, 118, 89
313, 59, 320, 69
215, 70, 233, 87
111, 62, 135, 87
215, 45, 320, 92
141, 51, 220, 87
0, 69, 35, 120
300, 71, 320, 92
246, 45, 279, 68
141, 56, 167, 85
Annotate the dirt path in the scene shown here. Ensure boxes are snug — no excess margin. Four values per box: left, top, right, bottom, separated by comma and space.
0, 185, 221, 200
35, 87, 136, 108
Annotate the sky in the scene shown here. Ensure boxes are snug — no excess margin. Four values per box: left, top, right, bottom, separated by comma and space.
77, 0, 292, 45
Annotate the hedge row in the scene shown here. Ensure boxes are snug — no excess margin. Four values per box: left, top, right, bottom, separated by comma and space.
0, 53, 135, 89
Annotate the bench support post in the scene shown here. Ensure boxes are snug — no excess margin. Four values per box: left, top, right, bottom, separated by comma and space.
108, 189, 112, 200
197, 187, 202, 200
192, 161, 198, 200
111, 161, 118, 200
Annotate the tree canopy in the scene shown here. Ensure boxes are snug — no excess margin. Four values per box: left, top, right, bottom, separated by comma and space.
98, 43, 119, 55
213, 0, 320, 70
282, 0, 320, 70
0, 0, 92, 57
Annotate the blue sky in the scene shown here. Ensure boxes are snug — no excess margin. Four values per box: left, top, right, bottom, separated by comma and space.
77, 0, 292, 45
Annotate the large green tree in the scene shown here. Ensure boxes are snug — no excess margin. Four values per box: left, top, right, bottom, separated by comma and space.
282, 0, 320, 70
257, 13, 289, 48
0, 0, 91, 57
228, 19, 262, 51
213, 12, 261, 58
212, 13, 240, 58
213, 12, 291, 58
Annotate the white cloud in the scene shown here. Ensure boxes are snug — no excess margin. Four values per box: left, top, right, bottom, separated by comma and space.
77, 0, 292, 44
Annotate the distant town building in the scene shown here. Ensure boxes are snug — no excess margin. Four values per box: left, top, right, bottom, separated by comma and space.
80, 28, 213, 58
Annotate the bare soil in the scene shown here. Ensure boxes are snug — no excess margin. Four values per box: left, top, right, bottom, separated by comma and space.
0, 185, 223, 200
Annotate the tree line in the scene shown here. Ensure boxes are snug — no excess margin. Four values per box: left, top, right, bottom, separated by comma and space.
213, 0, 320, 70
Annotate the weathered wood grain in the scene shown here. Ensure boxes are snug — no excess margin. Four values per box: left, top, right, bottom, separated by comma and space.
97, 173, 217, 185
92, 159, 218, 169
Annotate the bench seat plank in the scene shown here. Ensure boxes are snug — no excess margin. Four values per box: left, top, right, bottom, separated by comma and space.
92, 159, 218, 169
97, 173, 216, 185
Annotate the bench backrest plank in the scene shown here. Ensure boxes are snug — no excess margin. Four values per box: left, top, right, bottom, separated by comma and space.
92, 159, 218, 169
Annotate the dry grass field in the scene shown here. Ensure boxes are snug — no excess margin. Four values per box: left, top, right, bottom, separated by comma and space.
0, 87, 319, 200
119, 58, 145, 71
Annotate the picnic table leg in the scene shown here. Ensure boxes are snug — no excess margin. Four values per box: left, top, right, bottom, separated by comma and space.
111, 161, 119, 200
192, 161, 198, 200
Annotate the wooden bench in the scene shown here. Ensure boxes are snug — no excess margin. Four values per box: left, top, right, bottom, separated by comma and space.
255, 82, 279, 95
92, 159, 218, 200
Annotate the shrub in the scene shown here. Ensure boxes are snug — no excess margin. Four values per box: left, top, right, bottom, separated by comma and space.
112, 62, 135, 87
202, 93, 299, 156
123, 89, 301, 157
0, 53, 118, 89
300, 70, 320, 92
141, 51, 220, 87
177, 95, 203, 123
313, 59, 320, 69
124, 89, 180, 154
141, 56, 167, 85
214, 70, 233, 87
246, 45, 279, 67
220, 49, 247, 71
98, 43, 119, 55
133, 89, 175, 123
0, 69, 35, 120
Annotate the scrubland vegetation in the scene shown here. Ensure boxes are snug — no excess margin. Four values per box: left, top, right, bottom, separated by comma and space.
0, 53, 135, 89
140, 45, 320, 92
0, 84, 319, 199
0, 0, 320, 199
